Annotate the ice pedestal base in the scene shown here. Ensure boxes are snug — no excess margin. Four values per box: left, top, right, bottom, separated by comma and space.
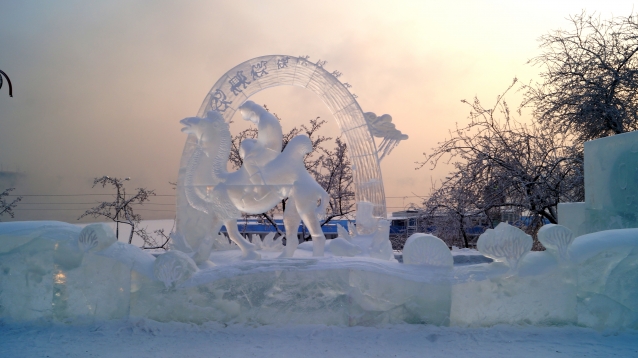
1, 221, 638, 329
131, 259, 452, 326
451, 254, 578, 326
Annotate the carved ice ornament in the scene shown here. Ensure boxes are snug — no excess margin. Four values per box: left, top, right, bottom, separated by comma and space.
537, 224, 574, 261
328, 226, 362, 257
477, 222, 532, 270
77, 224, 117, 253
153, 250, 198, 289
258, 232, 284, 252
402, 233, 453, 268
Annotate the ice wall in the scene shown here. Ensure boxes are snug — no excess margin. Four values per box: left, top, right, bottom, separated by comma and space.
559, 130, 638, 235
0, 222, 155, 322
1, 221, 637, 329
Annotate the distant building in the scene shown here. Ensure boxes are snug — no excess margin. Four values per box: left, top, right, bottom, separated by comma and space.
221, 219, 349, 241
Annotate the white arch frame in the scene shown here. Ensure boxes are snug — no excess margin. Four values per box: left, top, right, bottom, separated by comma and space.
179, 55, 386, 216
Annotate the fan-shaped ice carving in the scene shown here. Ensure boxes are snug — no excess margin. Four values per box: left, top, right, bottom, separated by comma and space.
402, 233, 453, 267
153, 251, 198, 289
77, 224, 116, 253
212, 233, 239, 251
260, 232, 284, 252
537, 224, 574, 261
251, 234, 263, 250
327, 237, 362, 257
337, 224, 352, 243
477, 222, 532, 270
348, 221, 357, 237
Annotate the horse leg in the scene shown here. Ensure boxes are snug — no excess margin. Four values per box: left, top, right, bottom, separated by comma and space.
299, 210, 326, 257
280, 200, 302, 258
224, 218, 261, 260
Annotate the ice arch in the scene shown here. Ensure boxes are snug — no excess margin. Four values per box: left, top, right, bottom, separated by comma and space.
180, 55, 386, 216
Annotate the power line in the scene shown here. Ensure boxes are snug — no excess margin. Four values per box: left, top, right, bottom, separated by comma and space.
5, 194, 176, 197
8, 194, 421, 199
14, 208, 175, 212
386, 195, 426, 198
17, 202, 175, 206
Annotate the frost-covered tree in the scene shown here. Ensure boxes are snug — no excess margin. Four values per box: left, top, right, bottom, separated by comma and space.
78, 176, 169, 249
524, 11, 638, 143
418, 80, 584, 246
419, 175, 487, 248
0, 188, 21, 220
312, 136, 355, 225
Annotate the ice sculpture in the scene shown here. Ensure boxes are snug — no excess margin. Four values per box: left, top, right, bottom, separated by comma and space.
153, 251, 198, 289
402, 233, 453, 267
212, 233, 238, 251
537, 224, 574, 262
337, 224, 352, 242
369, 219, 394, 260
559, 130, 638, 236
355, 201, 378, 235
176, 104, 330, 260
327, 237, 362, 257
477, 222, 532, 271
78, 223, 116, 253
177, 55, 402, 230
2, 220, 638, 328
363, 112, 408, 161
172, 55, 411, 262
259, 232, 284, 252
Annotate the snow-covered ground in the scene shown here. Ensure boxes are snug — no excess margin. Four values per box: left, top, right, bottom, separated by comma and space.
1, 320, 637, 357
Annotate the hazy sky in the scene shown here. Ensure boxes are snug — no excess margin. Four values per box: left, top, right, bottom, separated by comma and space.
0, 0, 635, 221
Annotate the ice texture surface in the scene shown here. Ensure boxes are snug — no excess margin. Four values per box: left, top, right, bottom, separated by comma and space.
326, 237, 362, 257
153, 251, 198, 289
477, 223, 532, 271
77, 223, 117, 253
538, 224, 574, 261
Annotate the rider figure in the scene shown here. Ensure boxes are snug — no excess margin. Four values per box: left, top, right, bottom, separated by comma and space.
238, 101, 284, 200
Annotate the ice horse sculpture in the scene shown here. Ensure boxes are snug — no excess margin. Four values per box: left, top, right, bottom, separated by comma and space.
173, 55, 407, 263
173, 56, 408, 262
173, 101, 330, 260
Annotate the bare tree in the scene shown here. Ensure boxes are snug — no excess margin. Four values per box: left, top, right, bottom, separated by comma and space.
313, 136, 355, 225
419, 175, 487, 248
228, 106, 355, 238
417, 80, 584, 246
0, 188, 21, 220
78, 176, 168, 249
524, 11, 638, 143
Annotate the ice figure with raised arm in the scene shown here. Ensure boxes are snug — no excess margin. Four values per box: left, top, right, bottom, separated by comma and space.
174, 101, 329, 262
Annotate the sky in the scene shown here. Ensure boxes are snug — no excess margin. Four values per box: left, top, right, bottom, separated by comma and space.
0, 0, 636, 221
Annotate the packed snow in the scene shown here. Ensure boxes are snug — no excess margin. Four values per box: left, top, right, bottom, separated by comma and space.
1, 320, 638, 357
